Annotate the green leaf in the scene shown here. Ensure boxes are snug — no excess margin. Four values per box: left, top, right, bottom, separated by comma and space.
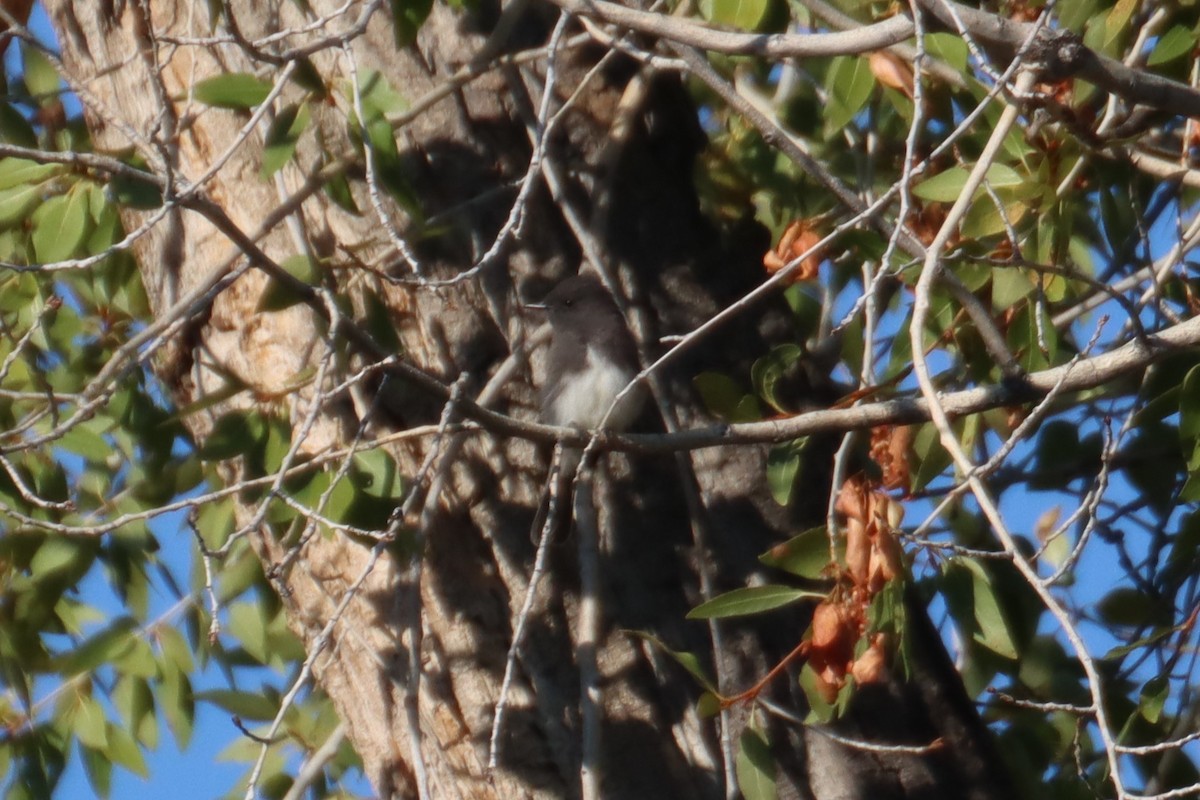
261, 414, 293, 475
1179, 365, 1200, 441
390, 0, 434, 46
157, 625, 195, 673
824, 56, 873, 135
759, 526, 832, 580
1102, 626, 1175, 661
0, 102, 37, 147
799, 660, 854, 722
700, 0, 773, 30
352, 71, 408, 121
198, 410, 262, 461
0, 183, 43, 227
113, 637, 157, 679
1139, 676, 1168, 723
362, 116, 421, 213
104, 724, 149, 777
323, 166, 359, 213
229, 602, 269, 664
1103, 0, 1137, 49
32, 187, 91, 263
193, 73, 273, 109
736, 727, 777, 800
991, 267, 1034, 311
1165, 511, 1200, 586
687, 585, 822, 620
113, 676, 157, 749
925, 33, 969, 72
258, 254, 319, 311
321, 472, 357, 526
57, 618, 139, 675
363, 289, 401, 351
111, 166, 163, 209
766, 454, 801, 511
261, 102, 311, 178
59, 424, 112, 463
30, 538, 87, 580
1096, 587, 1171, 628
766, 441, 802, 506
80, 741, 113, 799
290, 58, 327, 98
1148, 25, 1195, 66
696, 691, 722, 718
751, 344, 802, 414
352, 448, 401, 500
159, 663, 195, 749
0, 158, 63, 191
22, 45, 61, 100
196, 688, 278, 721
627, 631, 716, 692
913, 163, 1024, 203
911, 423, 952, 491
73, 697, 109, 750
693, 372, 761, 423
945, 557, 1019, 659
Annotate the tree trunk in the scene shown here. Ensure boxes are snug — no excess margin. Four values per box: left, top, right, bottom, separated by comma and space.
46, 1, 1012, 797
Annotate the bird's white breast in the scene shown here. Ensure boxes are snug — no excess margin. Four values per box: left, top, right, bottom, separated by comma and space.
548, 345, 640, 430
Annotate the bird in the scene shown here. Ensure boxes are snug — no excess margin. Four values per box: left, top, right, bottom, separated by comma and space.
525, 273, 645, 542
528, 273, 644, 432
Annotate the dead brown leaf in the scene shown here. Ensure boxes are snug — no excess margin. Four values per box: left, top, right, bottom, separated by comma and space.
764, 219, 824, 283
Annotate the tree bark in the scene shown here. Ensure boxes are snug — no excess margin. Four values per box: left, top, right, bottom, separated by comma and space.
46, 2, 1013, 798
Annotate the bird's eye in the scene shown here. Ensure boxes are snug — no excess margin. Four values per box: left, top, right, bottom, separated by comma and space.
564, 299, 574, 307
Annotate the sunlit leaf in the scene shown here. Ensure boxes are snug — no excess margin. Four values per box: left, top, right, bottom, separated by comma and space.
159, 662, 195, 749
0, 158, 62, 191
914, 164, 1024, 203
0, 183, 43, 227
1139, 676, 1168, 723
945, 557, 1019, 660
390, 0, 433, 45
261, 102, 311, 178
22, 45, 61, 100
991, 267, 1034, 311
824, 56, 873, 134
72, 696, 108, 750
759, 526, 833, 580
57, 618, 139, 675
32, 187, 91, 263
699, 0, 780, 30
766, 442, 801, 506
30, 538, 88, 580
1103, 0, 1137, 49
1148, 25, 1194, 65
696, 691, 722, 718
229, 602, 269, 665
736, 726, 777, 800
193, 73, 273, 109
687, 585, 822, 619
104, 723, 149, 777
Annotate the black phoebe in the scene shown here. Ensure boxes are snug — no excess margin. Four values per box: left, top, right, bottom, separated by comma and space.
528, 274, 644, 431
526, 274, 644, 542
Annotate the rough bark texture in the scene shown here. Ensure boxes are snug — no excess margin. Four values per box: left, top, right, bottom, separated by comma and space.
47, 2, 1012, 798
